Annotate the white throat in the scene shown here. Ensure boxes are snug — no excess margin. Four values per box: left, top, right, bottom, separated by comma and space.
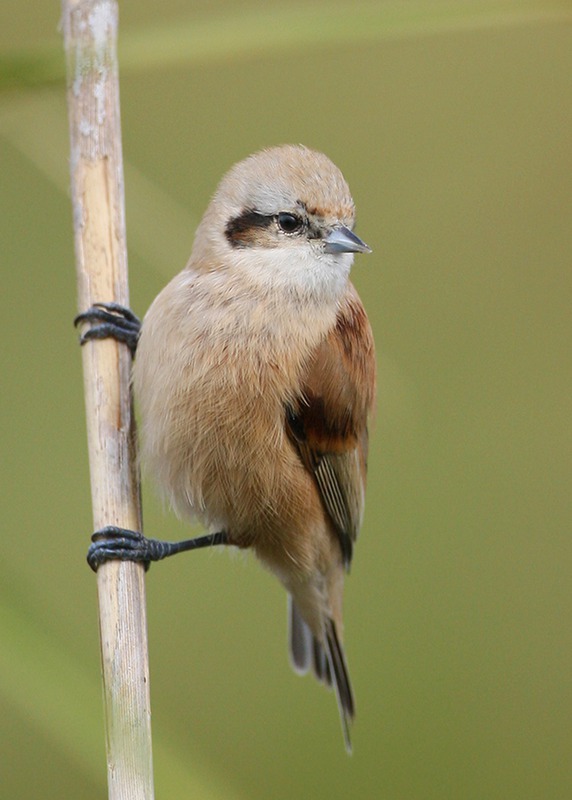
230, 244, 353, 307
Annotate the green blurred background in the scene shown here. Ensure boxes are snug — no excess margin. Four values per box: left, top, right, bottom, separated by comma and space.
1, 1, 571, 798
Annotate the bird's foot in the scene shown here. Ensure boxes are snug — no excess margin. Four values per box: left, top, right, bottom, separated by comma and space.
74, 302, 141, 356
87, 525, 228, 572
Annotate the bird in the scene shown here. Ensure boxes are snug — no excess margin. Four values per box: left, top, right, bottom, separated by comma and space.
76, 144, 376, 752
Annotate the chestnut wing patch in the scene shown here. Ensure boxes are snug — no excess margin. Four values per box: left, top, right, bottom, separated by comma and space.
286, 406, 364, 567
286, 288, 375, 568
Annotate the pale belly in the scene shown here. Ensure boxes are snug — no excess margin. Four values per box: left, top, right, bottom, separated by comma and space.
132, 267, 342, 578
134, 329, 330, 577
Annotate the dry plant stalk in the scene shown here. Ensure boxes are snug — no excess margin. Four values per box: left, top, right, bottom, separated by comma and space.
62, 1, 155, 797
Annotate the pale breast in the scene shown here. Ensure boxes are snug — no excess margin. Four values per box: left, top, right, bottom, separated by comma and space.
132, 268, 337, 553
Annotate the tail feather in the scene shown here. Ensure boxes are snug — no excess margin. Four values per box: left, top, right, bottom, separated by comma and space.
312, 636, 332, 686
288, 594, 313, 674
324, 617, 355, 753
288, 596, 355, 753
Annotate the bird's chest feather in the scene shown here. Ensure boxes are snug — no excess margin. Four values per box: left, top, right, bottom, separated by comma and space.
134, 276, 338, 538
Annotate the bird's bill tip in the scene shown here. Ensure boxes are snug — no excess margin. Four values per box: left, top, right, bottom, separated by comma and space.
324, 225, 372, 255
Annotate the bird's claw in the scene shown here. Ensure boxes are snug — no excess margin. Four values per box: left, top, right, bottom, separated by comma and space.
74, 302, 141, 356
87, 526, 151, 572
87, 526, 229, 572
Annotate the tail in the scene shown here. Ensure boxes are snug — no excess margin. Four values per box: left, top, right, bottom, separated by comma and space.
288, 596, 355, 753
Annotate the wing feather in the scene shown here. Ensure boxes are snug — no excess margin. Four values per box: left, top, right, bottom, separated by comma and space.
286, 284, 375, 567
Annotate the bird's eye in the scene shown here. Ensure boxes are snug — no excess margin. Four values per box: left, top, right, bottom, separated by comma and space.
277, 212, 303, 234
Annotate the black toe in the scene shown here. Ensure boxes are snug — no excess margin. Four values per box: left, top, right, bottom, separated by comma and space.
87, 526, 150, 571
74, 303, 141, 356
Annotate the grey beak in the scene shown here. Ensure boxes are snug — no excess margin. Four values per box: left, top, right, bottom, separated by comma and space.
324, 225, 372, 254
